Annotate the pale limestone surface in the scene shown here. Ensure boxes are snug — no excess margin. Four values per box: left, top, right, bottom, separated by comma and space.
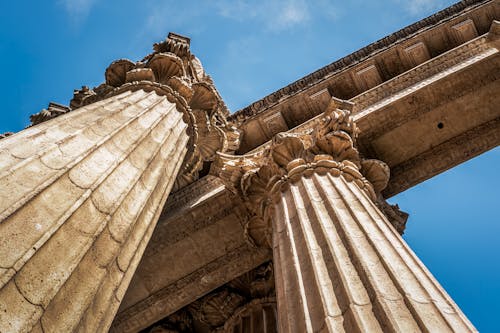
0, 89, 190, 332
116, 5, 498, 332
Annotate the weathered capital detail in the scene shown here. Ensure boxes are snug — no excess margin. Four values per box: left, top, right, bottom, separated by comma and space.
214, 99, 399, 247
32, 33, 240, 192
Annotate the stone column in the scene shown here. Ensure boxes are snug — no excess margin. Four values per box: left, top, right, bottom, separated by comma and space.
218, 101, 477, 333
0, 85, 191, 333
0, 33, 234, 333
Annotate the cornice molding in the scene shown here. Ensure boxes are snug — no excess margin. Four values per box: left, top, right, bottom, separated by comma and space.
228, 0, 492, 123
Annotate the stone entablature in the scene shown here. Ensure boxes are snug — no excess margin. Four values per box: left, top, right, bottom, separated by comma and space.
229, 0, 498, 153
235, 21, 500, 196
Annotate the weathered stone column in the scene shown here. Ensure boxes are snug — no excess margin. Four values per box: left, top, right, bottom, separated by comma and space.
0, 85, 192, 332
0, 33, 234, 333
215, 100, 476, 333
268, 160, 476, 333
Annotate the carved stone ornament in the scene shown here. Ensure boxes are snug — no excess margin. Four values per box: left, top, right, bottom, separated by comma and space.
189, 289, 246, 328
146, 309, 193, 333
213, 98, 398, 247
29, 102, 71, 126
27, 32, 240, 193
227, 261, 275, 298
219, 297, 277, 333
0, 132, 14, 140
156, 262, 276, 332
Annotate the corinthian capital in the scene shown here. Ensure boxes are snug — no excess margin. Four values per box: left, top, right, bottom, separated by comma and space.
312, 100, 361, 166
26, 32, 240, 192
213, 98, 399, 246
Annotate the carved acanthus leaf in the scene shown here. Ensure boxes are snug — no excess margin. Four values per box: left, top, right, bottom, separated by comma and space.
105, 59, 135, 87
55, 33, 242, 193
312, 99, 361, 166
361, 159, 390, 193
148, 53, 185, 84
376, 196, 409, 234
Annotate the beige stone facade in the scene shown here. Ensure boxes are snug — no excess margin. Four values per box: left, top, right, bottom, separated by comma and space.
0, 1, 499, 332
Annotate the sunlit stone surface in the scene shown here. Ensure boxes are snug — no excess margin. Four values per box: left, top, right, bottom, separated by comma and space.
1, 1, 499, 332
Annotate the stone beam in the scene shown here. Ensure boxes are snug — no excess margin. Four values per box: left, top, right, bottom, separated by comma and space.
111, 176, 272, 333
384, 117, 500, 197
242, 29, 500, 198
230, 1, 499, 151
353, 34, 500, 196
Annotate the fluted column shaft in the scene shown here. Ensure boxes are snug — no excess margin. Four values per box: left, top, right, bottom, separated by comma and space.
0, 88, 191, 332
272, 169, 476, 333
223, 298, 278, 333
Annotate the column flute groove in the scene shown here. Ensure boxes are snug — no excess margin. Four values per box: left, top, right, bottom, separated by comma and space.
335, 173, 472, 331
0, 90, 155, 222
0, 87, 193, 333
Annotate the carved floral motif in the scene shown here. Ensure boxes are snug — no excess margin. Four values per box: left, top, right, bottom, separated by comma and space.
29, 102, 71, 126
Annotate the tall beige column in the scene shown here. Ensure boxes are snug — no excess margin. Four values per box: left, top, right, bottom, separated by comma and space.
0, 34, 233, 333
217, 100, 477, 333
0, 85, 190, 333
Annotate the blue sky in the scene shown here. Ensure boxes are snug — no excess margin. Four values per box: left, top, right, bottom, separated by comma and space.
1, 0, 498, 331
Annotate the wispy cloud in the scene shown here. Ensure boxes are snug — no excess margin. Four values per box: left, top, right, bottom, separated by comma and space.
396, 0, 449, 16
225, 36, 263, 65
141, 0, 338, 37
140, 0, 211, 39
215, 0, 311, 32
59, 0, 97, 24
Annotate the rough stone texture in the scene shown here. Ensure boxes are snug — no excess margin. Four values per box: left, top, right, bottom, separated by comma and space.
271, 167, 475, 332
0, 88, 190, 332
140, 262, 277, 333
1, 2, 499, 333
229, 3, 500, 197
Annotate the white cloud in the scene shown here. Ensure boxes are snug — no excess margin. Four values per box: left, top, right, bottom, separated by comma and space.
215, 0, 312, 32
141, 1, 210, 39
140, 0, 338, 38
59, 0, 96, 22
273, 0, 310, 30
226, 36, 263, 64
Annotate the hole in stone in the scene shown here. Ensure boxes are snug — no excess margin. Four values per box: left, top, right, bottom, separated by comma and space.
437, 122, 444, 129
